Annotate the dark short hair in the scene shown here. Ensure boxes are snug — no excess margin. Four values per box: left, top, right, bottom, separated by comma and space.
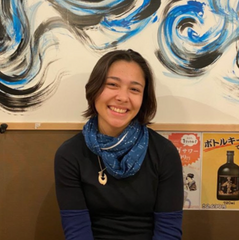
83, 49, 157, 125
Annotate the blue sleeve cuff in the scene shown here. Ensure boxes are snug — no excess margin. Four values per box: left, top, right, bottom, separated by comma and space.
152, 210, 183, 240
60, 209, 94, 240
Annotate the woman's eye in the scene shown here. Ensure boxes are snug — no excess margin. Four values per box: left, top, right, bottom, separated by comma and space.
106, 82, 116, 87
106, 82, 118, 87
131, 88, 140, 92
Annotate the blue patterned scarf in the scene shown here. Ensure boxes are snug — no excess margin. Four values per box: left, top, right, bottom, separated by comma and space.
82, 117, 149, 179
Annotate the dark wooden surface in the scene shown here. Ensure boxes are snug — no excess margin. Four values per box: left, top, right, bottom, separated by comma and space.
0, 130, 238, 240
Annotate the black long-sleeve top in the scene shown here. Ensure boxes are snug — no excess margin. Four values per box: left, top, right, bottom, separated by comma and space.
55, 128, 184, 240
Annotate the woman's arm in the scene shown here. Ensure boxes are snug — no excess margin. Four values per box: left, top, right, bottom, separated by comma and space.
60, 210, 94, 240
152, 211, 183, 240
54, 142, 94, 240
153, 141, 184, 240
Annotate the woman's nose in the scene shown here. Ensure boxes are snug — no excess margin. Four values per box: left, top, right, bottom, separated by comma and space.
115, 88, 129, 102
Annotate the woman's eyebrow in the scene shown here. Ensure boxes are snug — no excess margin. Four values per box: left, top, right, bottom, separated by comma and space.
106, 76, 120, 81
131, 81, 144, 88
106, 76, 144, 88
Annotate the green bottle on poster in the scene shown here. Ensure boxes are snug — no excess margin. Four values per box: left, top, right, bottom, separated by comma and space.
217, 151, 239, 201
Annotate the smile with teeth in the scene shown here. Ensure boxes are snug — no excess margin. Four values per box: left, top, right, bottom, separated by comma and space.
109, 106, 128, 113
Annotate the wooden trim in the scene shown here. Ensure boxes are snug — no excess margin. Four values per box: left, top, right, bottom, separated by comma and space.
2, 122, 239, 131
148, 124, 239, 132
5, 122, 85, 130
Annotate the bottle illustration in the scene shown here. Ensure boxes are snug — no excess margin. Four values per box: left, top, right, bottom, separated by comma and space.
217, 151, 239, 200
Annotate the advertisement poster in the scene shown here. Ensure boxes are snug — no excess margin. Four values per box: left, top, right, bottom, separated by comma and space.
158, 132, 201, 210
202, 133, 239, 210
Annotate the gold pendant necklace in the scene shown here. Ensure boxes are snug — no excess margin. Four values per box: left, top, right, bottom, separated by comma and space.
98, 156, 107, 185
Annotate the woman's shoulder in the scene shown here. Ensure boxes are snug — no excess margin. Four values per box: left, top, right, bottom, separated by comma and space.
56, 132, 85, 154
146, 128, 181, 172
54, 132, 90, 168
148, 127, 172, 145
147, 127, 179, 156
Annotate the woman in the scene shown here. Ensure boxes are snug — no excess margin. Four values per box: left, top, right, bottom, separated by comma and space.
54, 49, 184, 240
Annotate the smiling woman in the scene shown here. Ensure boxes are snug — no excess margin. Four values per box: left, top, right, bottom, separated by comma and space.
95, 60, 145, 137
54, 49, 184, 240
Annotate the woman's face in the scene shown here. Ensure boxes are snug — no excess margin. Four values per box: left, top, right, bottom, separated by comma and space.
95, 60, 145, 137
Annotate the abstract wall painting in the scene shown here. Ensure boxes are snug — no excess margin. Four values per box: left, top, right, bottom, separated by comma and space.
1, 0, 239, 123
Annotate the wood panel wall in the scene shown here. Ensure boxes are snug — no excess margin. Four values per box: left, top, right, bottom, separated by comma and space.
0, 130, 238, 240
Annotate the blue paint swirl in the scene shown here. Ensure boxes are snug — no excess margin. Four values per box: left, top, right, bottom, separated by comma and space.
156, 0, 239, 76
0, 0, 63, 111
100, 0, 154, 47
0, 0, 36, 86
48, 0, 161, 50
208, 0, 239, 21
